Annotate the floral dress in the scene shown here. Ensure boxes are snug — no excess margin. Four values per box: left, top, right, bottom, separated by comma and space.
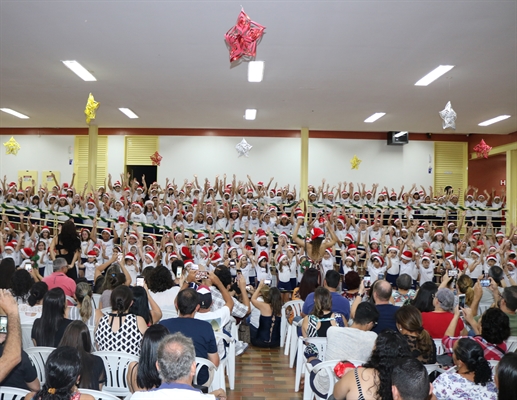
433, 372, 497, 400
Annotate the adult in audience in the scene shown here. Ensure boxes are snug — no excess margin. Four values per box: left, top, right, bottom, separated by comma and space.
411, 281, 438, 313
395, 305, 436, 364
391, 358, 433, 400
457, 274, 475, 307
130, 332, 226, 400
0, 290, 24, 383
444, 306, 510, 360
129, 285, 163, 325
296, 268, 320, 301
127, 324, 170, 392
42, 258, 76, 298
147, 265, 180, 315
488, 283, 517, 335
49, 219, 81, 281
302, 287, 346, 338
25, 346, 94, 400
68, 282, 100, 328
421, 288, 466, 338
0, 331, 39, 391
159, 285, 219, 384
333, 330, 412, 400
195, 271, 234, 332
341, 271, 361, 305
31, 287, 72, 347
250, 281, 282, 348
58, 320, 106, 390
478, 266, 505, 310
495, 353, 517, 400
352, 279, 398, 333
391, 274, 417, 304
302, 270, 350, 320
10, 269, 34, 303
433, 338, 496, 400
95, 285, 147, 356
98, 263, 131, 309
18, 281, 47, 324
0, 258, 16, 289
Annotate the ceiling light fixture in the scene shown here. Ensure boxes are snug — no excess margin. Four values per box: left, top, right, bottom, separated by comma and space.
248, 61, 264, 82
415, 65, 454, 86
244, 109, 257, 120
364, 112, 386, 123
62, 60, 97, 81
478, 115, 511, 126
119, 108, 139, 119
0, 108, 29, 119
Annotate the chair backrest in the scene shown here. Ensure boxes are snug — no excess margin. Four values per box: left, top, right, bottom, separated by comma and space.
194, 357, 216, 389
25, 346, 56, 385
66, 295, 77, 306
310, 360, 340, 397
92, 293, 102, 308
433, 339, 445, 355
488, 359, 499, 377
282, 300, 304, 319
78, 389, 121, 400
20, 323, 34, 350
101, 307, 112, 315
506, 336, 517, 352
304, 337, 327, 361
424, 364, 446, 375
0, 387, 30, 400
92, 351, 139, 397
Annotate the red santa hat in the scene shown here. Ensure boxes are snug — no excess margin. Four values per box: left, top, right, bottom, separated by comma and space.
344, 234, 354, 242
434, 230, 444, 237
401, 251, 413, 261
470, 248, 481, 257
211, 252, 222, 263
4, 242, 15, 251
388, 246, 399, 254
472, 229, 481, 236
199, 246, 209, 256
233, 231, 243, 240
486, 255, 497, 262
40, 226, 50, 234
256, 229, 267, 241
258, 251, 269, 263
444, 252, 454, 259
311, 227, 325, 241
421, 256, 431, 262
132, 202, 143, 210
128, 232, 139, 241
145, 252, 156, 261
113, 181, 121, 188
277, 253, 287, 264
372, 255, 384, 264
345, 256, 355, 263
279, 231, 288, 240
496, 231, 505, 238
168, 252, 178, 260
214, 233, 224, 242
197, 232, 206, 241
180, 247, 192, 260
21, 248, 33, 258
347, 244, 357, 251
101, 228, 111, 236
125, 252, 136, 261
87, 250, 97, 257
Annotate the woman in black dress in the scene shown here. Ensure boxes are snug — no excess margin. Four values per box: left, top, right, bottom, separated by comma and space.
50, 219, 81, 281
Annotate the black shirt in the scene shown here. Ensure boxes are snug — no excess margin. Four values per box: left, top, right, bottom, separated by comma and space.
0, 345, 38, 390
31, 318, 72, 347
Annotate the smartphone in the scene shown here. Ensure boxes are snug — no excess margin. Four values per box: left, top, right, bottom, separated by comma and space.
196, 271, 208, 280
480, 279, 490, 288
229, 260, 236, 267
264, 279, 272, 286
458, 294, 466, 309
448, 269, 458, 277
25, 263, 33, 272
0, 315, 7, 334
136, 276, 145, 287
176, 266, 183, 280
363, 276, 371, 288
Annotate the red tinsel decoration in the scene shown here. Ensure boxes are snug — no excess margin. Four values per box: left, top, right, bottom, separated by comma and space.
473, 139, 492, 159
150, 151, 162, 166
224, 9, 266, 63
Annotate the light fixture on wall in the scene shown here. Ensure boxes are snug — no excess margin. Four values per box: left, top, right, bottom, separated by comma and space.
248, 61, 264, 82
478, 115, 511, 126
119, 108, 139, 119
415, 65, 454, 86
0, 108, 29, 119
62, 60, 97, 81
364, 112, 386, 123
244, 109, 257, 120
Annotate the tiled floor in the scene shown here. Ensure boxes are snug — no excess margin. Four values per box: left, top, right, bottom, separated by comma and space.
227, 346, 303, 400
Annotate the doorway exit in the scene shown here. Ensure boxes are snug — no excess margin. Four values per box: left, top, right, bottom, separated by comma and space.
126, 165, 157, 188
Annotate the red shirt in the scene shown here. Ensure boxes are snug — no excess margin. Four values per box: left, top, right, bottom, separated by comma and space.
42, 272, 76, 298
422, 311, 465, 338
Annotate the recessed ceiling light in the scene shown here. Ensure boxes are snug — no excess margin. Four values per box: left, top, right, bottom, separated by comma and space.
62, 60, 97, 81
478, 115, 511, 126
119, 108, 139, 119
415, 65, 454, 86
244, 109, 257, 120
248, 61, 264, 82
0, 108, 29, 119
364, 112, 386, 123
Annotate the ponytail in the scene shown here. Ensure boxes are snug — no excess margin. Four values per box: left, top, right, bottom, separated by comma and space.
465, 287, 474, 307
416, 328, 433, 358
75, 282, 93, 323
473, 355, 493, 385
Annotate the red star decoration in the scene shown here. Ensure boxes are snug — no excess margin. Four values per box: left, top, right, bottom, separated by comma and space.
473, 139, 492, 159
224, 9, 266, 63
150, 151, 162, 166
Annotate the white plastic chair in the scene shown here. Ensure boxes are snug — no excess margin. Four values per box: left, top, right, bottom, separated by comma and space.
433, 338, 445, 356
25, 346, 55, 385
66, 295, 77, 306
289, 319, 303, 368
506, 336, 517, 352
424, 364, 447, 375
194, 357, 217, 393
92, 293, 101, 308
281, 300, 304, 349
77, 389, 120, 400
214, 331, 235, 391
0, 387, 30, 400
488, 359, 499, 377
92, 351, 139, 397
101, 307, 112, 315
295, 337, 327, 392
20, 323, 34, 350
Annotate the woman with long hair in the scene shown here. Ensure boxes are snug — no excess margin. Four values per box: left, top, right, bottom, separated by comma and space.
68, 282, 101, 328
11, 268, 35, 303
98, 263, 130, 309
250, 281, 282, 348
433, 338, 496, 400
50, 219, 81, 281
128, 286, 162, 326
19, 281, 48, 323
333, 330, 412, 400
0, 258, 16, 289
297, 268, 321, 301
395, 305, 436, 364
25, 346, 94, 400
411, 281, 438, 313
302, 287, 345, 338
127, 324, 170, 392
58, 321, 106, 390
95, 285, 147, 356
496, 353, 517, 400
31, 287, 72, 347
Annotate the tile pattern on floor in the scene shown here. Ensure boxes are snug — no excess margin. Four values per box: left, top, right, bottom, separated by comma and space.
227, 345, 302, 400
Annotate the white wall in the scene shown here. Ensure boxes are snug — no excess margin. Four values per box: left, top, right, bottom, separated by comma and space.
308, 138, 434, 189
0, 134, 75, 186
107, 135, 125, 177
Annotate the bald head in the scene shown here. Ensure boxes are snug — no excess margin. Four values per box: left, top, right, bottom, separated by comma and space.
373, 280, 393, 303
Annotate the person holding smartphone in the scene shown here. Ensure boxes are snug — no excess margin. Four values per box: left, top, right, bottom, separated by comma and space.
0, 290, 23, 382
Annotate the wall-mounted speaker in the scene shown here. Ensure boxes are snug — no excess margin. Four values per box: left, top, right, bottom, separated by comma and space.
387, 131, 409, 146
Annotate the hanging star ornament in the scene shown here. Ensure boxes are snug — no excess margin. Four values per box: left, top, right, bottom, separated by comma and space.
473, 139, 492, 159
350, 155, 361, 170
224, 9, 266, 63
150, 151, 163, 166
439, 101, 457, 130
236, 138, 253, 157
84, 93, 100, 125
3, 136, 21, 155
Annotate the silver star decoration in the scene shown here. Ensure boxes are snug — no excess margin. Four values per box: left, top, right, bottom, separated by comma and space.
439, 101, 457, 130
236, 138, 253, 157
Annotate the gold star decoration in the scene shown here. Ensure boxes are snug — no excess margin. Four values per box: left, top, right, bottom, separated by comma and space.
350, 155, 361, 170
84, 93, 100, 124
3, 136, 21, 155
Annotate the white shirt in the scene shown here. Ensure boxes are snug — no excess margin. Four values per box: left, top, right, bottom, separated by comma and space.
131, 388, 215, 400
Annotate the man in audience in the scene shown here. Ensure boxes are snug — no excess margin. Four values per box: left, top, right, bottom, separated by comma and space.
302, 270, 350, 320
42, 258, 76, 297
195, 271, 234, 331
0, 290, 22, 382
131, 332, 226, 400
351, 279, 398, 333
391, 358, 433, 400
491, 285, 517, 335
